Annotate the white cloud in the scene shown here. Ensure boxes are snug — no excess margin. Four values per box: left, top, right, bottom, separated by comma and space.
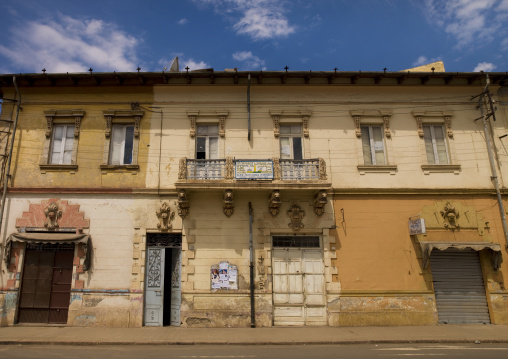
0, 14, 140, 73
182, 58, 211, 70
158, 56, 210, 71
232, 51, 266, 69
177, 18, 188, 25
194, 0, 296, 40
472, 62, 496, 72
412, 55, 442, 67
424, 0, 508, 48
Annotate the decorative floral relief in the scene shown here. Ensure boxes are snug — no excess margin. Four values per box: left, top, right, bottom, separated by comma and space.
147, 249, 162, 287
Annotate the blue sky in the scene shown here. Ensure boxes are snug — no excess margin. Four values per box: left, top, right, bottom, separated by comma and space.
0, 0, 507, 74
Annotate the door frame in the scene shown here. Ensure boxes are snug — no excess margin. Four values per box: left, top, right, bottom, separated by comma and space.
16, 242, 75, 325
143, 232, 182, 327
271, 235, 326, 326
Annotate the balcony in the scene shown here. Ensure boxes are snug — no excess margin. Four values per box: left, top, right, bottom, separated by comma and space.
177, 157, 330, 190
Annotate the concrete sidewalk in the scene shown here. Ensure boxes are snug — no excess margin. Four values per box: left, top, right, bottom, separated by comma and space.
1, 325, 508, 345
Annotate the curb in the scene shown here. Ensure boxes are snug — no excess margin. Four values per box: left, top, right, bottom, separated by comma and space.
1, 339, 508, 346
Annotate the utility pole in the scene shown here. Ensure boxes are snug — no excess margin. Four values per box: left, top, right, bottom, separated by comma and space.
473, 74, 508, 248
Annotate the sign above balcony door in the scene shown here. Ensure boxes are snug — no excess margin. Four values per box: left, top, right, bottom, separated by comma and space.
235, 160, 274, 180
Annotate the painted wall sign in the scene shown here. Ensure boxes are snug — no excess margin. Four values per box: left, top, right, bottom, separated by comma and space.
408, 218, 426, 235
235, 160, 274, 180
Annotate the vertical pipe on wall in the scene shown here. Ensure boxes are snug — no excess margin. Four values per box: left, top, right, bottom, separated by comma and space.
247, 74, 251, 141
0, 77, 21, 237
249, 201, 255, 327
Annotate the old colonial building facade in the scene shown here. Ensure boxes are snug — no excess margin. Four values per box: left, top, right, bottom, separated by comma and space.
0, 68, 507, 327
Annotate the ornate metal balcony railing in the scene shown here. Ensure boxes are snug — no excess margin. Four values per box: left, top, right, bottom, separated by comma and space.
279, 159, 320, 180
179, 157, 326, 181
184, 159, 227, 179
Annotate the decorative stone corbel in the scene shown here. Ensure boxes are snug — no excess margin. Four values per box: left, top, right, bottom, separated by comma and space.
272, 114, 281, 138
353, 115, 362, 138
444, 113, 453, 138
314, 190, 328, 216
44, 202, 62, 230
74, 116, 82, 138
223, 189, 234, 217
287, 203, 305, 231
415, 116, 424, 138
268, 190, 281, 216
134, 115, 141, 138
440, 202, 460, 229
302, 115, 310, 138
382, 112, 391, 138
218, 114, 227, 138
187, 111, 199, 138
156, 202, 174, 230
44, 112, 55, 138
104, 115, 113, 138
177, 190, 190, 218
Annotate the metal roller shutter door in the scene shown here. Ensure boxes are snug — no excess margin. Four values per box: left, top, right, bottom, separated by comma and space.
430, 248, 490, 324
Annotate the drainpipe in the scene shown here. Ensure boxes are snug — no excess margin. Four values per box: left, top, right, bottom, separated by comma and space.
0, 76, 21, 237
477, 75, 508, 248
248, 201, 255, 327
247, 74, 251, 141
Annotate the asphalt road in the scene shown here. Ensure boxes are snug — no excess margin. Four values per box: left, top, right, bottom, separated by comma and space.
1, 344, 508, 358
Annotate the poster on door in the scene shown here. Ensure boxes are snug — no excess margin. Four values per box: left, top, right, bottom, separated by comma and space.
211, 261, 238, 291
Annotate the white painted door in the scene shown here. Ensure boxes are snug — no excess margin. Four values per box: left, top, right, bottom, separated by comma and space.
145, 248, 165, 326
273, 248, 326, 326
170, 249, 182, 326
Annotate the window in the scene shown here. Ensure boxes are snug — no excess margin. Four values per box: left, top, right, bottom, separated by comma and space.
50, 125, 74, 164
361, 125, 385, 165
423, 125, 448, 164
40, 110, 83, 171
109, 124, 134, 165
196, 125, 219, 159
280, 125, 303, 160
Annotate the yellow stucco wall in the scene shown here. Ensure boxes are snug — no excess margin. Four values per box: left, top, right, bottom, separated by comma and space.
333, 195, 508, 325
2, 87, 153, 189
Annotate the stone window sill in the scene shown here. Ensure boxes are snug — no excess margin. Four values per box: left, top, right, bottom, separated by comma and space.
100, 164, 139, 173
421, 164, 461, 175
357, 165, 397, 175
39, 164, 78, 173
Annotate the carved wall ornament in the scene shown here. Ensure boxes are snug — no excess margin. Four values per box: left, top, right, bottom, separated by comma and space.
353, 115, 362, 138
444, 115, 453, 138
223, 189, 234, 217
383, 115, 391, 138
272, 115, 280, 138
74, 116, 82, 138
178, 158, 187, 180
188, 115, 197, 138
287, 203, 305, 231
268, 190, 281, 216
219, 115, 226, 138
156, 202, 175, 230
45, 114, 54, 138
104, 116, 113, 138
314, 190, 328, 216
318, 157, 327, 180
302, 115, 310, 138
44, 202, 62, 229
257, 255, 266, 290
133, 115, 141, 138
272, 157, 281, 180
440, 202, 460, 229
225, 157, 235, 179
177, 190, 190, 219
415, 116, 424, 138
